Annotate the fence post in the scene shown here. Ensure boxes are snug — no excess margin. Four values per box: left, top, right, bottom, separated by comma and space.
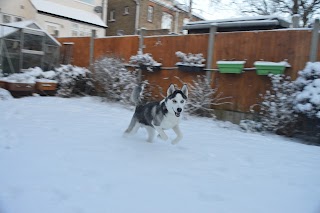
138, 28, 146, 82
292, 14, 300, 28
89, 29, 96, 67
309, 19, 320, 62
139, 28, 146, 53
206, 24, 217, 81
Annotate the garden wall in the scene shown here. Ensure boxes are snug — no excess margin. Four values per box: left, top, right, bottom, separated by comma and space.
57, 29, 320, 119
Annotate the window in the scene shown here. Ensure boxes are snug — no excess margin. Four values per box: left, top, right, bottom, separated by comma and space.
71, 23, 79, 36
3, 14, 11, 23
147, 6, 153, 22
109, 10, 116, 21
124, 6, 129, 15
15, 17, 23, 22
46, 22, 60, 37
161, 12, 173, 30
71, 23, 91, 37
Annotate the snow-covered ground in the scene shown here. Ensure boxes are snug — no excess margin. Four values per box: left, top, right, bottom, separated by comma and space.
1, 96, 320, 213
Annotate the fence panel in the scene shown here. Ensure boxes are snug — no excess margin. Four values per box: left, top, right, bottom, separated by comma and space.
56, 29, 318, 113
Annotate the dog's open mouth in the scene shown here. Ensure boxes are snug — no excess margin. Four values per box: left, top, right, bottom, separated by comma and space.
173, 109, 181, 117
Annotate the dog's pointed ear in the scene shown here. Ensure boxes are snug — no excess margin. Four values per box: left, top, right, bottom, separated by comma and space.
167, 84, 175, 96
181, 84, 188, 98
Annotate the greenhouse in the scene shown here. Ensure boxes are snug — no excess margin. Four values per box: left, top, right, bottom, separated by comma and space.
0, 21, 60, 75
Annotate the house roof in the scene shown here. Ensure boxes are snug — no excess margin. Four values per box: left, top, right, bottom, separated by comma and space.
0, 20, 61, 46
183, 15, 291, 32
30, 0, 107, 28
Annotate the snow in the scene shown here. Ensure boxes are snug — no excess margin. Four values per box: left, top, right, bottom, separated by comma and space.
30, 0, 106, 27
254, 61, 291, 67
217, 60, 246, 65
294, 62, 320, 116
0, 67, 57, 84
0, 88, 13, 100
175, 51, 206, 67
1, 96, 320, 213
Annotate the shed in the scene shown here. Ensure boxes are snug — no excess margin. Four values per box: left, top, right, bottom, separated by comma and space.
0, 21, 61, 75
183, 15, 291, 33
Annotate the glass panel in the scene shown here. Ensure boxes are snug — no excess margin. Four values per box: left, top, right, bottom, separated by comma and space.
23, 33, 43, 51
2, 54, 20, 74
43, 46, 59, 71
22, 53, 42, 69
4, 39, 20, 54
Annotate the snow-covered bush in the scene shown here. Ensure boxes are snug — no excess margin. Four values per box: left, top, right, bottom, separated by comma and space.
184, 75, 231, 117
55, 65, 94, 97
294, 62, 320, 118
175, 51, 205, 67
93, 56, 140, 105
0, 88, 13, 100
253, 74, 298, 135
129, 50, 162, 71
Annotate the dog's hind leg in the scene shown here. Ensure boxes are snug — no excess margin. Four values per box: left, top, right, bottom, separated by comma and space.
145, 126, 156, 143
171, 125, 183, 145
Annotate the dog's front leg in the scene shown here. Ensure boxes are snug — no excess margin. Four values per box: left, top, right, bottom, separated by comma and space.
153, 125, 168, 141
171, 125, 183, 144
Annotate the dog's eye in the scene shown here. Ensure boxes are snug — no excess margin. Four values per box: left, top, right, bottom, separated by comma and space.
181, 100, 184, 103
173, 100, 177, 103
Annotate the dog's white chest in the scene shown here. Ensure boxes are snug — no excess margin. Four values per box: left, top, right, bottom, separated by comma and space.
160, 114, 180, 129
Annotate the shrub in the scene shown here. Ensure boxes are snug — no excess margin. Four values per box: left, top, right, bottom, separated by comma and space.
55, 65, 94, 97
183, 75, 231, 117
93, 56, 140, 105
251, 74, 298, 135
129, 50, 162, 71
175, 51, 205, 67
294, 62, 320, 118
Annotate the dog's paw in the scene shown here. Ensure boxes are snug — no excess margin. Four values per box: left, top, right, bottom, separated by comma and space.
159, 134, 168, 141
171, 138, 180, 145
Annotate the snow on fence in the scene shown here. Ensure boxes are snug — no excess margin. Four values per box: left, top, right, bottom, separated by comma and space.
57, 28, 320, 114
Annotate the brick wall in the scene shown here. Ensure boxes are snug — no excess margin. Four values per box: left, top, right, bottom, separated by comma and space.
106, 0, 137, 36
107, 0, 204, 36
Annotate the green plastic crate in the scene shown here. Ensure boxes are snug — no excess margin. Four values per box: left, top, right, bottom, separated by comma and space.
217, 61, 245, 74
254, 62, 286, 75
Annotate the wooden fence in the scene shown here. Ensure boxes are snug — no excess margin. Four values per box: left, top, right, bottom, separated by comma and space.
57, 29, 320, 116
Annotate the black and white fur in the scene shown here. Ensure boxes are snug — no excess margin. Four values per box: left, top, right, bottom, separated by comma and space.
124, 84, 188, 144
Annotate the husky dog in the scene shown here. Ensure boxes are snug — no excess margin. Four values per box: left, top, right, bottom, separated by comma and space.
124, 84, 188, 144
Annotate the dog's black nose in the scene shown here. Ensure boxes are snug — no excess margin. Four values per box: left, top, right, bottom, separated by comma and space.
177, 108, 182, 112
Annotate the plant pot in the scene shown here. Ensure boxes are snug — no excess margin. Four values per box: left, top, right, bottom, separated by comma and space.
217, 61, 245, 74
177, 65, 204, 72
254, 61, 287, 75
6, 82, 35, 92
0, 80, 7, 89
35, 81, 57, 91
139, 64, 161, 72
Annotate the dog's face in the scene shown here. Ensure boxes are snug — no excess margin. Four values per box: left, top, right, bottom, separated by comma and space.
165, 84, 188, 117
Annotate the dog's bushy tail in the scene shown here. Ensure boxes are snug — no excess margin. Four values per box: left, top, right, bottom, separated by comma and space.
131, 84, 144, 106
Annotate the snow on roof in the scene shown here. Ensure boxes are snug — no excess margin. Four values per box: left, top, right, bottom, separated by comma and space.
184, 15, 290, 30
0, 20, 34, 38
30, 0, 107, 28
0, 21, 60, 46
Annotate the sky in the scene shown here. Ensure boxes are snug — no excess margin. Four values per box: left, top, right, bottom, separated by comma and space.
177, 0, 239, 20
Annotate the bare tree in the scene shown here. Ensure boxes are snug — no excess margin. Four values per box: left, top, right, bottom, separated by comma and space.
210, 0, 320, 26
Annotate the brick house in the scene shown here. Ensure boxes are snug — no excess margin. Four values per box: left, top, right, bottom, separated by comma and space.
106, 0, 204, 36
